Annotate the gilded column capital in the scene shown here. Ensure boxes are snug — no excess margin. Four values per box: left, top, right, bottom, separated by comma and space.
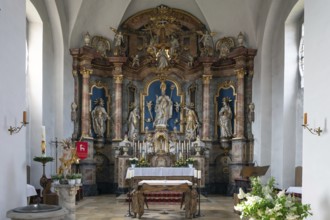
202, 75, 212, 84
72, 70, 78, 77
235, 68, 246, 79
247, 70, 254, 78
80, 68, 93, 78
113, 75, 124, 84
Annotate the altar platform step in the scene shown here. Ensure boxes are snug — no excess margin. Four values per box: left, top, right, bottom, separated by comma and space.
117, 191, 207, 205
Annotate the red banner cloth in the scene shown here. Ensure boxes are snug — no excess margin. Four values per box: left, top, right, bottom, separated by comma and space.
76, 141, 88, 159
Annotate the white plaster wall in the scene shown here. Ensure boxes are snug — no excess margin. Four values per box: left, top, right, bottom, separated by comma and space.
252, 0, 302, 188
304, 0, 330, 219
0, 0, 27, 218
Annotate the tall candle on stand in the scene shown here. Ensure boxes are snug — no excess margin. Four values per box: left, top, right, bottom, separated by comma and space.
41, 126, 46, 156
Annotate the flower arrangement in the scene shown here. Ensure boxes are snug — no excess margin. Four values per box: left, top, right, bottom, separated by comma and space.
234, 177, 312, 220
129, 157, 139, 164
136, 158, 150, 167
174, 158, 187, 167
186, 157, 195, 164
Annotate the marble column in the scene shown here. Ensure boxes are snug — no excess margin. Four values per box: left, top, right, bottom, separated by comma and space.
109, 57, 127, 141
80, 68, 93, 137
235, 68, 245, 139
202, 74, 212, 141
113, 74, 124, 141
54, 184, 80, 220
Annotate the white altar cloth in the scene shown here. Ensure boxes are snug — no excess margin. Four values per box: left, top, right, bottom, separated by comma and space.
27, 184, 37, 197
126, 167, 194, 179
286, 186, 302, 195
138, 180, 192, 186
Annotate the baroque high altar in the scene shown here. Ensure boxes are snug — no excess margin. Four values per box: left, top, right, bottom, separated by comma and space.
69, 5, 257, 196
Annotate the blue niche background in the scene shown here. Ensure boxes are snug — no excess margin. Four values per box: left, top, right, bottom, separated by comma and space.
144, 80, 181, 131
217, 87, 235, 139
91, 87, 108, 138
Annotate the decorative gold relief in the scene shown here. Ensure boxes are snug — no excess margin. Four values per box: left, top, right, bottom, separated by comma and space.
91, 35, 111, 57
215, 37, 235, 59
113, 75, 124, 83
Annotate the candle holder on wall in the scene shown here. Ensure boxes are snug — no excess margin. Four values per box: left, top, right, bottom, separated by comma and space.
302, 124, 323, 136
8, 111, 29, 135
302, 112, 323, 136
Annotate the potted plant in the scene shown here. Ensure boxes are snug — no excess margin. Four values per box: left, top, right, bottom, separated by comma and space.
186, 158, 195, 168
129, 157, 138, 168
234, 177, 312, 220
66, 174, 76, 185
74, 173, 82, 184
51, 174, 61, 184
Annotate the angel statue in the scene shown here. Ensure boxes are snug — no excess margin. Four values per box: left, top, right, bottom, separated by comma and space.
196, 30, 216, 56
110, 27, 125, 56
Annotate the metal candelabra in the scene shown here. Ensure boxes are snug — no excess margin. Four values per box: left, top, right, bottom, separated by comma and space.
125, 176, 133, 217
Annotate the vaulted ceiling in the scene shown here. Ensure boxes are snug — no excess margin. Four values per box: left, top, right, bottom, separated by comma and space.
50, 0, 269, 49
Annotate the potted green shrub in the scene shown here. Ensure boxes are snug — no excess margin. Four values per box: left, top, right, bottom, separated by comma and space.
51, 174, 61, 184
66, 174, 76, 185
74, 173, 82, 184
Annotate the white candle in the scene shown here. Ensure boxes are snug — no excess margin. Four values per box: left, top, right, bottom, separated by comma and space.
41, 126, 46, 141
197, 170, 201, 179
194, 170, 198, 178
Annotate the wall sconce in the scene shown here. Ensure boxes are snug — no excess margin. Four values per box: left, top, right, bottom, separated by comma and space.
302, 113, 323, 136
8, 111, 29, 135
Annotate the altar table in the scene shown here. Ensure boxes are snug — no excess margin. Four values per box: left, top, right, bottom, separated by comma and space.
131, 180, 197, 219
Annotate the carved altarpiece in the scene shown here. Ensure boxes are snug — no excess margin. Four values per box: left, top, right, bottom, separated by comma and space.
70, 5, 257, 196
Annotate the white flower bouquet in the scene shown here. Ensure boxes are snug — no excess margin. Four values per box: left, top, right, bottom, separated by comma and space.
129, 157, 139, 164
234, 177, 312, 220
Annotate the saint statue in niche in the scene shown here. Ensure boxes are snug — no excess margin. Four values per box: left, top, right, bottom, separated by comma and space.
153, 81, 173, 127
218, 97, 233, 138
128, 107, 140, 140
91, 98, 110, 138
184, 106, 200, 140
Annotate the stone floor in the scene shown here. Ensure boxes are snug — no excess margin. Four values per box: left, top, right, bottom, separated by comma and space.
75, 194, 241, 220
